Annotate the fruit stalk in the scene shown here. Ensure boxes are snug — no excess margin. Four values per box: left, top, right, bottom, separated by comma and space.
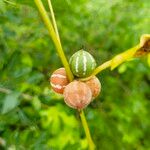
79, 110, 95, 150
34, 0, 95, 149
34, 0, 74, 81
47, 0, 61, 43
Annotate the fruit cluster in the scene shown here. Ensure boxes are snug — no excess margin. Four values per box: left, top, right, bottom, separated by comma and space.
50, 50, 101, 110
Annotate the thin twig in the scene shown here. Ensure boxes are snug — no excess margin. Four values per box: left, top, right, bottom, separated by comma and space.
79, 110, 95, 150
80, 43, 145, 81
34, 0, 95, 149
47, 1, 96, 149
80, 60, 111, 81
47, 0, 61, 43
34, 0, 74, 81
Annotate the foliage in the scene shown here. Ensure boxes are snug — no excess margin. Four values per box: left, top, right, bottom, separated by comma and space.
0, 0, 150, 149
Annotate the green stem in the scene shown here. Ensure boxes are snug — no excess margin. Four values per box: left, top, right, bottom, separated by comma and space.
79, 110, 95, 150
34, 0, 74, 81
80, 44, 141, 81
92, 60, 111, 75
80, 60, 111, 81
47, 0, 61, 43
34, 0, 95, 149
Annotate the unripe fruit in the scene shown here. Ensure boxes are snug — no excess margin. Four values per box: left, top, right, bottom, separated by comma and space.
50, 68, 69, 94
85, 76, 101, 98
69, 50, 96, 77
63, 81, 92, 109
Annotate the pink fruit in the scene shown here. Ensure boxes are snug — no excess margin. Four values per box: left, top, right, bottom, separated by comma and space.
50, 68, 69, 94
85, 76, 101, 98
63, 81, 92, 109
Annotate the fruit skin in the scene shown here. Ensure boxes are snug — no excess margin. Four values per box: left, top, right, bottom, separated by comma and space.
69, 50, 96, 77
50, 68, 69, 94
63, 81, 92, 109
85, 76, 101, 99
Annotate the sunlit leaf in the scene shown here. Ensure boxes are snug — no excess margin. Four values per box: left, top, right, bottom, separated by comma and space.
118, 63, 127, 74
0, 0, 6, 13
32, 96, 41, 110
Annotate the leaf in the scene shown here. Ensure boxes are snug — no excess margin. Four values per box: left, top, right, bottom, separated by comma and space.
1, 92, 21, 114
118, 63, 127, 74
32, 96, 41, 110
0, 0, 6, 13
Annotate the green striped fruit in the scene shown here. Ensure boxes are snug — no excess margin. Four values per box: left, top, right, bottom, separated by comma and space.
69, 50, 96, 77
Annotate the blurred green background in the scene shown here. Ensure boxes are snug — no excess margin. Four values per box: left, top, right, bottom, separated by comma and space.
0, 0, 150, 149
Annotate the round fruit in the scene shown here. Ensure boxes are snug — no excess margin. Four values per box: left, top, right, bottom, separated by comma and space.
85, 76, 101, 98
69, 50, 96, 77
50, 68, 69, 94
63, 81, 92, 109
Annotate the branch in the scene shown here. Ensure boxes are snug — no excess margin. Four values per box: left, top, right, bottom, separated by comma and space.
34, 0, 95, 149
34, 0, 74, 81
79, 110, 95, 150
47, 0, 61, 43
80, 34, 150, 81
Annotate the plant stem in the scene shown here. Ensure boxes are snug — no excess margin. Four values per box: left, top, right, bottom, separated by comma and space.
79, 110, 95, 150
47, 0, 60, 43
92, 60, 111, 75
80, 60, 111, 81
34, 0, 95, 149
34, 0, 74, 81
80, 44, 142, 81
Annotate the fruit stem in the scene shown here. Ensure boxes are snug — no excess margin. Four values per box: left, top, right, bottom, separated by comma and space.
79, 110, 95, 150
47, 0, 61, 44
34, 0, 95, 149
34, 0, 74, 81
80, 44, 142, 81
80, 60, 111, 81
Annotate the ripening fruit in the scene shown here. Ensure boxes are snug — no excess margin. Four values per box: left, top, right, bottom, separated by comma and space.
63, 81, 92, 109
50, 68, 69, 94
85, 76, 101, 98
69, 50, 96, 77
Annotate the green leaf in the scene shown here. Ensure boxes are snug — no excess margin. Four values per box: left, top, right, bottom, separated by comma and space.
118, 63, 127, 74
0, 0, 6, 13
1, 92, 21, 114
32, 96, 41, 110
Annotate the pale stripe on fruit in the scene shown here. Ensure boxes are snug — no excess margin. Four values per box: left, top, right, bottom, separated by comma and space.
51, 83, 66, 89
51, 74, 66, 79
75, 56, 79, 73
83, 53, 87, 75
